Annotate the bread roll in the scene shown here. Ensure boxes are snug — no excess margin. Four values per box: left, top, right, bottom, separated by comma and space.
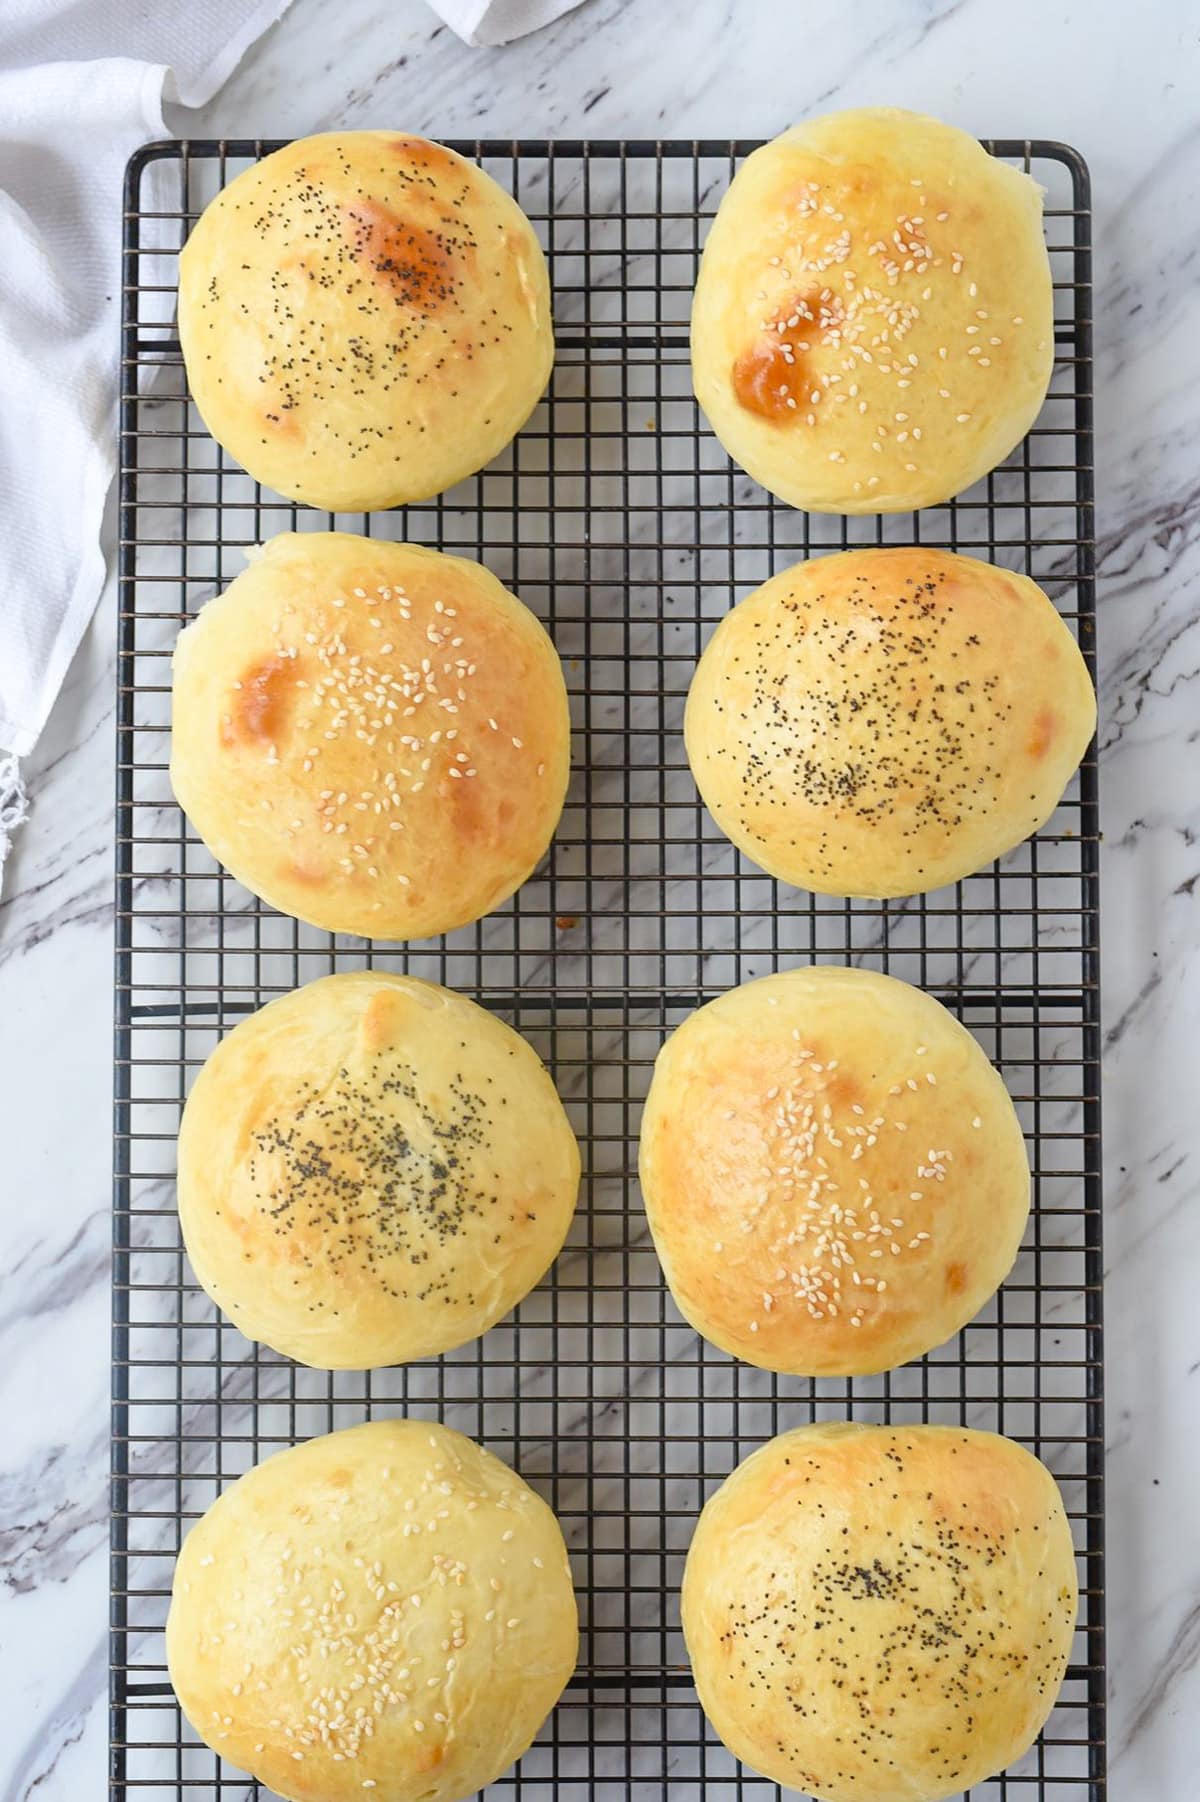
178, 131, 552, 510
639, 967, 1029, 1376
691, 107, 1054, 513
685, 546, 1095, 899
177, 972, 579, 1368
170, 532, 570, 940
168, 1419, 578, 1802
682, 1422, 1078, 1802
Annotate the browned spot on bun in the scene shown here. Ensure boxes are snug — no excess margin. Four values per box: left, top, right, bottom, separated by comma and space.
945, 1260, 968, 1296
343, 199, 458, 313
443, 762, 516, 852
222, 657, 291, 747
361, 988, 400, 1056
495, 793, 518, 836
783, 165, 871, 203
1026, 708, 1057, 759
388, 135, 467, 184
731, 291, 831, 422
733, 333, 806, 422
260, 398, 303, 440
284, 857, 325, 887
825, 1068, 866, 1114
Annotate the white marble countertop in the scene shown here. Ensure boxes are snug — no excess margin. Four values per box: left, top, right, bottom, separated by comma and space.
2, 1, 1197, 1796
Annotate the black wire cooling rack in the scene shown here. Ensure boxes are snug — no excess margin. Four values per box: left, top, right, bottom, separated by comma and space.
113, 140, 1103, 1801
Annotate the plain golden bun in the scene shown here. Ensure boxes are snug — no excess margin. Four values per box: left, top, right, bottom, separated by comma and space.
177, 972, 579, 1368
639, 967, 1029, 1376
685, 546, 1095, 899
168, 1419, 578, 1802
692, 107, 1054, 513
178, 131, 552, 510
170, 532, 570, 940
682, 1422, 1077, 1802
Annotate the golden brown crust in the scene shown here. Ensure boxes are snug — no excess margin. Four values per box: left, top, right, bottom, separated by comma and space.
177, 972, 580, 1369
170, 532, 570, 940
691, 108, 1054, 513
639, 968, 1029, 1376
682, 1423, 1078, 1802
167, 1420, 578, 1802
178, 131, 553, 510
684, 546, 1096, 899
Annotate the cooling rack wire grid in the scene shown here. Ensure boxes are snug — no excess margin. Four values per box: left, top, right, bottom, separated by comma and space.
113, 139, 1103, 1800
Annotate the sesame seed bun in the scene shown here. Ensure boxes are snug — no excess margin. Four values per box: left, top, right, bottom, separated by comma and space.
638, 967, 1029, 1377
167, 1419, 578, 1802
691, 108, 1054, 512
170, 532, 570, 941
177, 972, 579, 1369
684, 546, 1095, 899
682, 1422, 1077, 1802
178, 132, 552, 511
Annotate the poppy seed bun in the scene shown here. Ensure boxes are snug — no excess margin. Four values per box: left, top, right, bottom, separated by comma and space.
684, 546, 1095, 899
170, 532, 570, 941
691, 107, 1054, 513
178, 131, 553, 510
682, 1422, 1078, 1802
167, 1420, 578, 1802
177, 972, 579, 1369
639, 967, 1029, 1377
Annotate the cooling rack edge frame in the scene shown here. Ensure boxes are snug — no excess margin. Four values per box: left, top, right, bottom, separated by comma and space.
111, 135, 1105, 1801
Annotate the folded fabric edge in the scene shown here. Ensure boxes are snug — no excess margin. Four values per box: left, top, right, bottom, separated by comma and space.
445, 0, 589, 48
0, 386, 119, 893
0, 59, 169, 892
0, 752, 30, 901
166, 0, 297, 110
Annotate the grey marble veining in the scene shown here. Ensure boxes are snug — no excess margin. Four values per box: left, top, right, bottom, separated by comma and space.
1, 1, 1198, 1797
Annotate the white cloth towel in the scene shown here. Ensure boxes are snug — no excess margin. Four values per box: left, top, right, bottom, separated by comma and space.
0, 0, 587, 894
0, 1, 298, 764
429, 0, 587, 45
0, 0, 295, 909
